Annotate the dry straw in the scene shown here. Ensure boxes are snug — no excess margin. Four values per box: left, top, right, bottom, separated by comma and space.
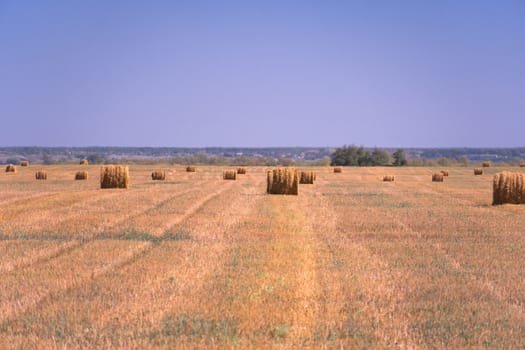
482, 161, 491, 168
20, 160, 29, 167
440, 170, 449, 176
75, 171, 88, 180
300, 171, 315, 184
5, 164, 16, 173
100, 165, 129, 189
383, 175, 395, 182
333, 167, 342, 173
80, 159, 89, 165
474, 168, 483, 175
223, 170, 237, 180
237, 167, 247, 174
432, 173, 444, 182
35, 170, 47, 180
186, 166, 196, 172
267, 168, 299, 195
151, 170, 166, 180
493, 171, 525, 205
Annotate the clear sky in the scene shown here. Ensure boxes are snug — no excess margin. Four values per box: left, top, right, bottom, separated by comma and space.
0, 1, 524, 147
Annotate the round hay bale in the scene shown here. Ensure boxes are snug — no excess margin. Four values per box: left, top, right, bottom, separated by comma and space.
299, 171, 315, 184
151, 170, 166, 180
493, 171, 525, 205
80, 159, 89, 165
520, 164, 525, 168
333, 167, 342, 173
440, 170, 449, 176
223, 170, 237, 180
474, 168, 483, 175
186, 166, 196, 172
100, 165, 129, 189
5, 164, 17, 173
35, 170, 47, 180
237, 167, 247, 174
432, 173, 444, 182
482, 161, 491, 168
75, 171, 88, 180
383, 175, 395, 182
20, 160, 29, 167
267, 168, 299, 195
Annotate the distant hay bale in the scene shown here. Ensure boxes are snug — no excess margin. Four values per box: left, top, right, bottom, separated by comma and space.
482, 161, 491, 168
440, 170, 449, 176
80, 159, 89, 165
333, 167, 342, 173
299, 171, 315, 184
383, 175, 395, 182
223, 170, 237, 180
20, 160, 29, 167
5, 164, 16, 173
35, 170, 47, 180
237, 167, 247, 174
493, 171, 525, 205
474, 168, 483, 175
520, 164, 525, 168
151, 170, 166, 180
75, 171, 88, 180
432, 173, 444, 182
100, 165, 129, 189
186, 166, 196, 172
267, 168, 299, 195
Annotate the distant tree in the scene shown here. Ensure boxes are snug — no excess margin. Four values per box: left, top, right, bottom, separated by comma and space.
369, 148, 390, 166
392, 149, 407, 166
87, 154, 105, 164
436, 157, 450, 166
456, 156, 470, 167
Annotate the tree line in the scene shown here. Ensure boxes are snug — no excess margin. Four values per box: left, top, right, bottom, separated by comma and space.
330, 145, 407, 166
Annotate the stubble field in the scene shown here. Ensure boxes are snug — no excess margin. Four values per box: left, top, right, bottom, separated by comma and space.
1, 164, 525, 348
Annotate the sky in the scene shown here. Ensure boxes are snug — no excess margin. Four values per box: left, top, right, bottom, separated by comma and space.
0, 1, 524, 147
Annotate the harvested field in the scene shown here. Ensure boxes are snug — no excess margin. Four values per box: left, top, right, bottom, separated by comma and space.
1, 165, 525, 348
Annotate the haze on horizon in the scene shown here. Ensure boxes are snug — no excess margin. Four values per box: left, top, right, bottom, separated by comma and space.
0, 1, 524, 148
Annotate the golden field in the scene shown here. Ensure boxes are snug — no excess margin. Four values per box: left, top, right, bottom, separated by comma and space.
1, 164, 525, 348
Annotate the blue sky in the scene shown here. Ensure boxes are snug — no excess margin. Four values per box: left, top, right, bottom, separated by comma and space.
0, 1, 524, 147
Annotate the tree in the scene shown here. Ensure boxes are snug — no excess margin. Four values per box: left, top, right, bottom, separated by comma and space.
392, 149, 407, 166
369, 148, 390, 166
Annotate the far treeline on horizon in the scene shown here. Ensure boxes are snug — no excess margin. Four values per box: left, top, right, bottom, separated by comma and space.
1, 146, 525, 167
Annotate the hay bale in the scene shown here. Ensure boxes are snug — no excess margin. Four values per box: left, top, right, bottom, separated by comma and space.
151, 171, 166, 180
223, 170, 237, 180
333, 167, 342, 173
186, 166, 196, 172
432, 173, 444, 182
35, 170, 47, 180
20, 160, 29, 167
440, 170, 449, 176
5, 164, 17, 173
482, 161, 491, 168
80, 159, 89, 165
100, 165, 129, 189
474, 168, 483, 175
520, 164, 525, 168
493, 171, 525, 205
299, 171, 315, 184
75, 171, 88, 180
383, 175, 395, 182
267, 168, 299, 195
237, 167, 247, 174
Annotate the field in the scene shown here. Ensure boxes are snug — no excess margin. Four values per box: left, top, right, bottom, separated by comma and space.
1, 164, 525, 348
